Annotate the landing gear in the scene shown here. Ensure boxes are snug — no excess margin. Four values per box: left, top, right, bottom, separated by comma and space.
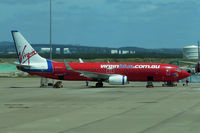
146, 76, 154, 88
146, 81, 154, 88
95, 81, 103, 87
162, 82, 177, 87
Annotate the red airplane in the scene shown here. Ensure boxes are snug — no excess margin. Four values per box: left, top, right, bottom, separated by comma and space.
11, 30, 190, 87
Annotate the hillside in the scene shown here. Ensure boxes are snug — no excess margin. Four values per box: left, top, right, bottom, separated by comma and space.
0, 41, 182, 54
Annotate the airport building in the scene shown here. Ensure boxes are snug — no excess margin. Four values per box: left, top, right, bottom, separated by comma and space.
0, 43, 135, 55
34, 44, 118, 54
182, 45, 198, 59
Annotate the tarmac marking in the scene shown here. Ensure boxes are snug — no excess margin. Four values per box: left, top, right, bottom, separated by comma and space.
58, 89, 182, 133
138, 102, 200, 133
4, 104, 30, 109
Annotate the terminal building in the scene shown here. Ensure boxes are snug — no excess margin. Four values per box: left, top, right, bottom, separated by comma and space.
182, 45, 198, 59
0, 43, 135, 55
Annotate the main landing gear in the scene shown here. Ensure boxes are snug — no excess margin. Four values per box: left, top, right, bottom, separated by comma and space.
85, 81, 103, 87
96, 81, 103, 87
146, 81, 154, 88
162, 82, 177, 87
146, 76, 154, 88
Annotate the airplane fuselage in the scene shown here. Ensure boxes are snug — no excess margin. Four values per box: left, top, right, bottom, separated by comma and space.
20, 61, 189, 82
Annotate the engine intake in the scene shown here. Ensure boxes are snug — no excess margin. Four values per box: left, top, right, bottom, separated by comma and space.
108, 75, 127, 85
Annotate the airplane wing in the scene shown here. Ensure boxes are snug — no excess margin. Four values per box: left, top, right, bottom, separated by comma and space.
64, 61, 110, 80
75, 70, 110, 79
180, 61, 196, 64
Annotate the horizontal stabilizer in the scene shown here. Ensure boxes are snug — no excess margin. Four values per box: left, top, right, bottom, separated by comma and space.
13, 62, 31, 68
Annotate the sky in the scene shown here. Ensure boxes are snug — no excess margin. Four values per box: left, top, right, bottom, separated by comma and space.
1, 0, 200, 48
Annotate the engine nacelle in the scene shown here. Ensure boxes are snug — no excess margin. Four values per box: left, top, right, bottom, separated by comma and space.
108, 75, 127, 85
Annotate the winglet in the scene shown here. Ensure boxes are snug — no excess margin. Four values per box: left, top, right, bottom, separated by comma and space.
13, 61, 31, 68
79, 58, 84, 63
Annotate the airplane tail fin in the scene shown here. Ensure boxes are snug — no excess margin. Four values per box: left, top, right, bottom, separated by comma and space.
11, 30, 46, 65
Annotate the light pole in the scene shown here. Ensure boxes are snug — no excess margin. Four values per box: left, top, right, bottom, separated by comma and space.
198, 41, 199, 60
50, 0, 52, 59
41, 0, 53, 87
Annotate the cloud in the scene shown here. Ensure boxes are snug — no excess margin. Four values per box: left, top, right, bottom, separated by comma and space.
1, 0, 200, 47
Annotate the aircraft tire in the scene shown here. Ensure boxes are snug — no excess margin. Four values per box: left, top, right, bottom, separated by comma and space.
96, 83, 103, 87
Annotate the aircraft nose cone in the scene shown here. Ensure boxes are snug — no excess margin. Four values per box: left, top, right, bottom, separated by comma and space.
180, 70, 190, 79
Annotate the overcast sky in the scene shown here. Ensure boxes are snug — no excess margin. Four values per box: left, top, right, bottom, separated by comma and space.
1, 0, 200, 48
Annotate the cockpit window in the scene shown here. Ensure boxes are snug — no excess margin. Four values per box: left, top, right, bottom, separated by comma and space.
176, 68, 181, 72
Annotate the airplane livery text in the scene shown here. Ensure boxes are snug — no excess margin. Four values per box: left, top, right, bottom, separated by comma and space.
18, 45, 37, 64
100, 64, 161, 69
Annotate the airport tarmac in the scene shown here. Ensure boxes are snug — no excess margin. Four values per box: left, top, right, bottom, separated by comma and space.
0, 78, 200, 133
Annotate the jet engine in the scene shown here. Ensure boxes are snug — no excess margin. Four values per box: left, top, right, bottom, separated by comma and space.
108, 75, 127, 85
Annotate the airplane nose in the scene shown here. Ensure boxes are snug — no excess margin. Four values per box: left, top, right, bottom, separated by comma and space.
180, 70, 190, 79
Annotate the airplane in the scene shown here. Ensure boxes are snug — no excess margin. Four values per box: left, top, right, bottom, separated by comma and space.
11, 30, 190, 87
